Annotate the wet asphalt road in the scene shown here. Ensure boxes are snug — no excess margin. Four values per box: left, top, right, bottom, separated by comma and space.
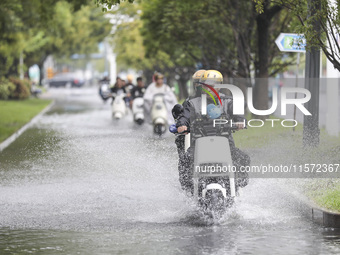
0, 87, 340, 254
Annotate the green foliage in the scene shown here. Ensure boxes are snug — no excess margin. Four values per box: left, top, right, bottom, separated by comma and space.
141, 0, 235, 76
0, 0, 111, 78
95, 0, 134, 11
112, 10, 173, 71
253, 0, 264, 14
111, 2, 184, 77
0, 78, 15, 100
254, 0, 340, 72
140, 0, 296, 80
8, 77, 31, 100
111, 3, 151, 70
111, 0, 297, 100
50, 2, 111, 58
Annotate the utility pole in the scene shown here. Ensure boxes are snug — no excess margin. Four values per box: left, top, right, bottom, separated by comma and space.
303, 0, 321, 146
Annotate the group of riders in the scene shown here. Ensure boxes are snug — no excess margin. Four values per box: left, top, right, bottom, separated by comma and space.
100, 69, 250, 194
100, 73, 177, 120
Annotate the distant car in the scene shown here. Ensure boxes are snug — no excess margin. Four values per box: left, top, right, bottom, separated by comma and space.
48, 72, 85, 88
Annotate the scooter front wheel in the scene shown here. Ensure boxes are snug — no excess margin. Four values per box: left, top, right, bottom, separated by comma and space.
135, 118, 144, 125
154, 123, 166, 135
198, 190, 233, 218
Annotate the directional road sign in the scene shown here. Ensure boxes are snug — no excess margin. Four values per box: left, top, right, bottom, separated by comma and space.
275, 33, 306, 53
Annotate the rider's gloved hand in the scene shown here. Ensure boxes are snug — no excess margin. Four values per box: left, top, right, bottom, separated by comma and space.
177, 126, 187, 133
234, 122, 246, 130
236, 123, 244, 130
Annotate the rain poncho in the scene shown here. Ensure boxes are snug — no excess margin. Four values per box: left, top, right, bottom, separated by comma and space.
143, 83, 178, 125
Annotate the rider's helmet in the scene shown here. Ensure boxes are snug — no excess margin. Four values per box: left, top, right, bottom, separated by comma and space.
192, 70, 206, 84
192, 70, 223, 97
199, 70, 223, 118
127, 74, 133, 83
196, 70, 223, 94
199, 70, 223, 86
191, 70, 205, 96
154, 73, 164, 80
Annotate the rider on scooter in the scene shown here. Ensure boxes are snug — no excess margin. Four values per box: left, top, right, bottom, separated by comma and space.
173, 70, 250, 193
143, 73, 178, 125
130, 77, 145, 98
129, 77, 145, 108
111, 77, 128, 104
173, 69, 205, 167
174, 69, 205, 164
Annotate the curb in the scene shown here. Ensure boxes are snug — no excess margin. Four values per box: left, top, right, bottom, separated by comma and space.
0, 100, 55, 152
286, 188, 340, 228
301, 194, 340, 228
311, 207, 340, 228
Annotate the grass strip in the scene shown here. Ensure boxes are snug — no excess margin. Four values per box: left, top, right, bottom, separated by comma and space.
0, 98, 52, 143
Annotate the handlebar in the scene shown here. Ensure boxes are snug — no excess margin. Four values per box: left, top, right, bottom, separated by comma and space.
169, 122, 245, 135
169, 124, 243, 135
110, 92, 127, 98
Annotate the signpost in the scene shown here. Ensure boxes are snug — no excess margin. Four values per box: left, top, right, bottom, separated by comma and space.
275, 33, 306, 53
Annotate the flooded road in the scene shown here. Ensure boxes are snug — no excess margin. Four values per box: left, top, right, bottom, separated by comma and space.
1, 88, 340, 254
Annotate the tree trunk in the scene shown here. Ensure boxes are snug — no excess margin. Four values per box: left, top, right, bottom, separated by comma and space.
254, 13, 269, 120
6, 58, 20, 78
253, 2, 283, 119
38, 62, 44, 85
37, 56, 48, 85
178, 77, 188, 100
143, 69, 154, 87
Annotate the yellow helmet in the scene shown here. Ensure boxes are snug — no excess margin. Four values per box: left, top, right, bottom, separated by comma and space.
155, 73, 164, 80
199, 70, 223, 86
192, 69, 206, 81
127, 74, 133, 82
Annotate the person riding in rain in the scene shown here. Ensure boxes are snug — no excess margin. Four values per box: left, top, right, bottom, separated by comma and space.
129, 77, 145, 108
173, 70, 250, 193
143, 73, 178, 125
110, 77, 128, 104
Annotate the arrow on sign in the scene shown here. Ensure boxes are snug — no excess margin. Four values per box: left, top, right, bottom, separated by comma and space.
275, 33, 306, 53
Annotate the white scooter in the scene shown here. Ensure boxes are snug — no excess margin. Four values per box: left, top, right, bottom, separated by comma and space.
151, 93, 168, 135
171, 97, 243, 217
111, 92, 127, 119
132, 97, 144, 125
99, 82, 111, 102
